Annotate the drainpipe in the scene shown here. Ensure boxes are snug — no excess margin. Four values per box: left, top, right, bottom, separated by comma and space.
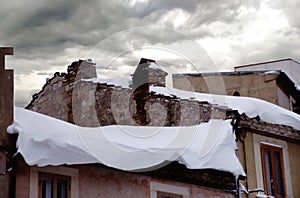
0, 144, 17, 198
9, 147, 17, 198
240, 138, 249, 198
231, 110, 249, 198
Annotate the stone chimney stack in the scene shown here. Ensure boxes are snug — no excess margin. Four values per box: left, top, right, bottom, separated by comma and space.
67, 59, 97, 82
131, 58, 168, 125
132, 58, 168, 89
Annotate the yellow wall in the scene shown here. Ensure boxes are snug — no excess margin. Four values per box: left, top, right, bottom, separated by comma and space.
287, 141, 300, 197
173, 74, 279, 105
238, 132, 258, 198
238, 132, 299, 198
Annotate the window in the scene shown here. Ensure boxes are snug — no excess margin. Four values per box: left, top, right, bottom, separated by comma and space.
157, 191, 183, 198
260, 144, 285, 198
233, 90, 240, 96
38, 173, 70, 198
150, 181, 189, 198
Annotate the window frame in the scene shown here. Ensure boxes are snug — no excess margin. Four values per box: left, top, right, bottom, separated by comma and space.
38, 172, 71, 198
260, 143, 286, 197
157, 190, 183, 198
30, 166, 79, 198
150, 181, 189, 198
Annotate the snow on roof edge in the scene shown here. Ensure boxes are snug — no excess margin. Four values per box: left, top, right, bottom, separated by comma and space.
7, 107, 245, 177
150, 86, 300, 130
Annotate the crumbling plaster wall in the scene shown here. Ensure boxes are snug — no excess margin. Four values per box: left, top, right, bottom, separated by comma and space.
29, 75, 71, 122
76, 165, 235, 198
26, 60, 229, 128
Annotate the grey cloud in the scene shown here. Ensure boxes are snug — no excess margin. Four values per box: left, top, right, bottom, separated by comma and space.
14, 89, 38, 107
37, 72, 55, 76
1, 0, 299, 106
117, 0, 198, 19
186, 1, 241, 29
1, 0, 251, 72
1, 0, 248, 55
264, 0, 300, 33
23, 5, 76, 28
222, 39, 300, 69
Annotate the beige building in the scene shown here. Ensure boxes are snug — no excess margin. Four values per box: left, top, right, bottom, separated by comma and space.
235, 58, 300, 88
173, 59, 300, 198
235, 113, 300, 198
173, 70, 300, 114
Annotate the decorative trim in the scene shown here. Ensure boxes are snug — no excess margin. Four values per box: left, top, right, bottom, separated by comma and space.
144, 162, 236, 191
237, 114, 300, 143
253, 134, 293, 198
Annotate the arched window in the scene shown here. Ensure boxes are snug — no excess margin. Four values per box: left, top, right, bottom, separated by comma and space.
233, 90, 240, 96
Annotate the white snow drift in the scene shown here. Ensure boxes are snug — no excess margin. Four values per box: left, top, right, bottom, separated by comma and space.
150, 86, 300, 130
8, 107, 245, 177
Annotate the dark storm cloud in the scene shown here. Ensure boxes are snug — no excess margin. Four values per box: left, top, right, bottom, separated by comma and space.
115, 0, 198, 19
23, 5, 75, 28
1, 0, 262, 79
1, 0, 299, 106
0, 0, 247, 58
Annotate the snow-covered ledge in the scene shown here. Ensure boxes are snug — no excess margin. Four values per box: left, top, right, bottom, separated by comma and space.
150, 86, 300, 130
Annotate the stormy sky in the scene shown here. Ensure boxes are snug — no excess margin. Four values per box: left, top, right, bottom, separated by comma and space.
1, 0, 300, 107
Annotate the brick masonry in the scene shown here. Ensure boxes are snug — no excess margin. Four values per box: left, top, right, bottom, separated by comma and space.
26, 59, 230, 128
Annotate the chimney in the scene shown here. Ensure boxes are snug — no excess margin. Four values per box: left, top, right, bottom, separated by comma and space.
131, 58, 168, 125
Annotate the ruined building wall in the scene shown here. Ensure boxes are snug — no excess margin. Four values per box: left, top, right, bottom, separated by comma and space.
28, 74, 71, 122
26, 60, 229, 128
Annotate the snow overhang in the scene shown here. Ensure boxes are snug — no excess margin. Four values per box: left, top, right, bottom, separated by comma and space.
7, 107, 245, 178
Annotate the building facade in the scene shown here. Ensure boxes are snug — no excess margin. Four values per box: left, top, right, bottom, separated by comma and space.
173, 71, 300, 114
235, 58, 300, 87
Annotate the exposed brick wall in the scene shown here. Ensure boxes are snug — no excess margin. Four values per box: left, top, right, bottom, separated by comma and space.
26, 60, 230, 128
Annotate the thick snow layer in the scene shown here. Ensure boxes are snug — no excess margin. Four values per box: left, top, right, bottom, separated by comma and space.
263, 70, 280, 75
149, 62, 161, 70
150, 86, 300, 130
7, 107, 245, 177
288, 75, 300, 91
263, 70, 300, 91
